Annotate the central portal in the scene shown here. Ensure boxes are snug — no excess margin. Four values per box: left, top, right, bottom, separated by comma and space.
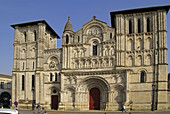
89, 87, 100, 110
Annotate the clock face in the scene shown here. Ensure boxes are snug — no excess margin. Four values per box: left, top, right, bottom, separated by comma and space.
87, 26, 102, 36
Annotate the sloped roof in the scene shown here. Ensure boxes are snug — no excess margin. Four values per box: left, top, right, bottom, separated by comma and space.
11, 20, 60, 39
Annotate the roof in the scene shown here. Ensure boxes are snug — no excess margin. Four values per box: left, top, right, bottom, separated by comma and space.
0, 74, 12, 78
110, 5, 170, 28
110, 5, 170, 15
64, 16, 73, 32
11, 20, 60, 39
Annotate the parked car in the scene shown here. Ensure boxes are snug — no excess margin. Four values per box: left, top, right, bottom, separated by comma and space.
0, 109, 18, 114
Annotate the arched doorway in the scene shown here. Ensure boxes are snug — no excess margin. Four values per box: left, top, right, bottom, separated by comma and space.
89, 87, 100, 110
0, 92, 11, 108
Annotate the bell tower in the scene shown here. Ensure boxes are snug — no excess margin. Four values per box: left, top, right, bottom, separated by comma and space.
62, 16, 74, 69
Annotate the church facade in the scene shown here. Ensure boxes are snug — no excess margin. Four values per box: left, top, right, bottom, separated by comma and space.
11, 5, 170, 111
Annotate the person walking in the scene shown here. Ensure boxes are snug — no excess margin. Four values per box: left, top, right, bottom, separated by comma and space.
36, 103, 41, 113
122, 104, 126, 113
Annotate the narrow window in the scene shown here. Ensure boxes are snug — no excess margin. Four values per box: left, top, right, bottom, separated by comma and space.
168, 74, 170, 89
23, 62, 24, 70
7, 83, 11, 89
93, 41, 97, 56
50, 73, 53, 81
138, 19, 141, 33
140, 71, 146, 83
66, 35, 69, 44
78, 36, 80, 42
147, 18, 151, 32
32, 75, 35, 90
22, 75, 25, 90
1, 82, 4, 89
33, 61, 34, 69
34, 31, 37, 41
110, 33, 112, 39
129, 20, 132, 34
55, 73, 57, 81
24, 32, 26, 42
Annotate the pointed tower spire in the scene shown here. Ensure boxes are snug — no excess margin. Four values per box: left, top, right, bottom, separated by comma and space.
64, 16, 73, 32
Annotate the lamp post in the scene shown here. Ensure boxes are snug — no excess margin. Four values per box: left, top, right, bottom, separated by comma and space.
151, 84, 155, 111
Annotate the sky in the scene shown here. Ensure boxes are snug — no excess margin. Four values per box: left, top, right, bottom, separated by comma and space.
0, 0, 170, 75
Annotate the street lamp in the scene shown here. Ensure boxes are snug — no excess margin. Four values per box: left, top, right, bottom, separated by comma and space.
151, 84, 155, 111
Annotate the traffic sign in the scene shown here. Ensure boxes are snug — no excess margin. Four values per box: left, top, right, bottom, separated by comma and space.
14, 101, 18, 106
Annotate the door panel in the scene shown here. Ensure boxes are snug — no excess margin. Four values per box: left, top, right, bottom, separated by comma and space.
89, 88, 100, 110
51, 95, 58, 110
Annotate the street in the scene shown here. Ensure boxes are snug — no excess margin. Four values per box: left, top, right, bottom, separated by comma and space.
18, 110, 170, 114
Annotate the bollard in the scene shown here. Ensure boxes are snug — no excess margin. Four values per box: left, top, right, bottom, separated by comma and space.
105, 112, 107, 114
129, 112, 131, 114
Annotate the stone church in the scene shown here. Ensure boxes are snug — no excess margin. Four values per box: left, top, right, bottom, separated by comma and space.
11, 5, 170, 110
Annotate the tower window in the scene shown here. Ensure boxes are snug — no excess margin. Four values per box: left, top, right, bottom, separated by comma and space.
93, 41, 97, 56
55, 73, 57, 81
168, 74, 170, 89
129, 20, 132, 34
138, 19, 141, 33
140, 71, 146, 83
24, 32, 26, 42
34, 31, 37, 41
147, 18, 151, 32
110, 33, 112, 39
33, 61, 34, 69
66, 35, 69, 44
1, 82, 4, 89
32, 75, 35, 90
78, 36, 80, 42
23, 62, 24, 70
50, 73, 53, 81
22, 75, 25, 90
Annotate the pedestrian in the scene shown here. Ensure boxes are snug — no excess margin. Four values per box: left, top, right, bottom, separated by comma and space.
122, 104, 126, 113
36, 103, 41, 113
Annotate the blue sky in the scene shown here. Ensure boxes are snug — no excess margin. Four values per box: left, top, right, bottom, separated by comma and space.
0, 0, 170, 75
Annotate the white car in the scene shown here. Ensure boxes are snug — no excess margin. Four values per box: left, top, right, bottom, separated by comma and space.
0, 109, 18, 114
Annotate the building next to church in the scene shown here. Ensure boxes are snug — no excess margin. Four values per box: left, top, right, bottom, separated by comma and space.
11, 5, 170, 111
0, 74, 12, 108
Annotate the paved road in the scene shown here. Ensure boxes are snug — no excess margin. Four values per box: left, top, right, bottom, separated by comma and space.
18, 110, 170, 114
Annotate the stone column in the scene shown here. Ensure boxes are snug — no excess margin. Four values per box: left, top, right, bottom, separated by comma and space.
125, 71, 130, 104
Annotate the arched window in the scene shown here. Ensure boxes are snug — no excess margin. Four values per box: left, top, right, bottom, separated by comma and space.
147, 18, 151, 32
129, 20, 132, 34
110, 33, 112, 39
24, 32, 26, 42
66, 35, 69, 44
34, 31, 37, 41
138, 19, 141, 33
140, 71, 146, 83
50, 73, 53, 81
93, 41, 97, 56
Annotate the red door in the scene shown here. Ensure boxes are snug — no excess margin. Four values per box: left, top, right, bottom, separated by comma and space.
89, 88, 100, 110
51, 95, 58, 110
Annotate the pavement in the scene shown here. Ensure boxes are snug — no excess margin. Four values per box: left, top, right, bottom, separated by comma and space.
18, 110, 170, 114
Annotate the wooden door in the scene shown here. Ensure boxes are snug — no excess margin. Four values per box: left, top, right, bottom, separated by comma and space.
89, 88, 100, 110
51, 95, 58, 110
